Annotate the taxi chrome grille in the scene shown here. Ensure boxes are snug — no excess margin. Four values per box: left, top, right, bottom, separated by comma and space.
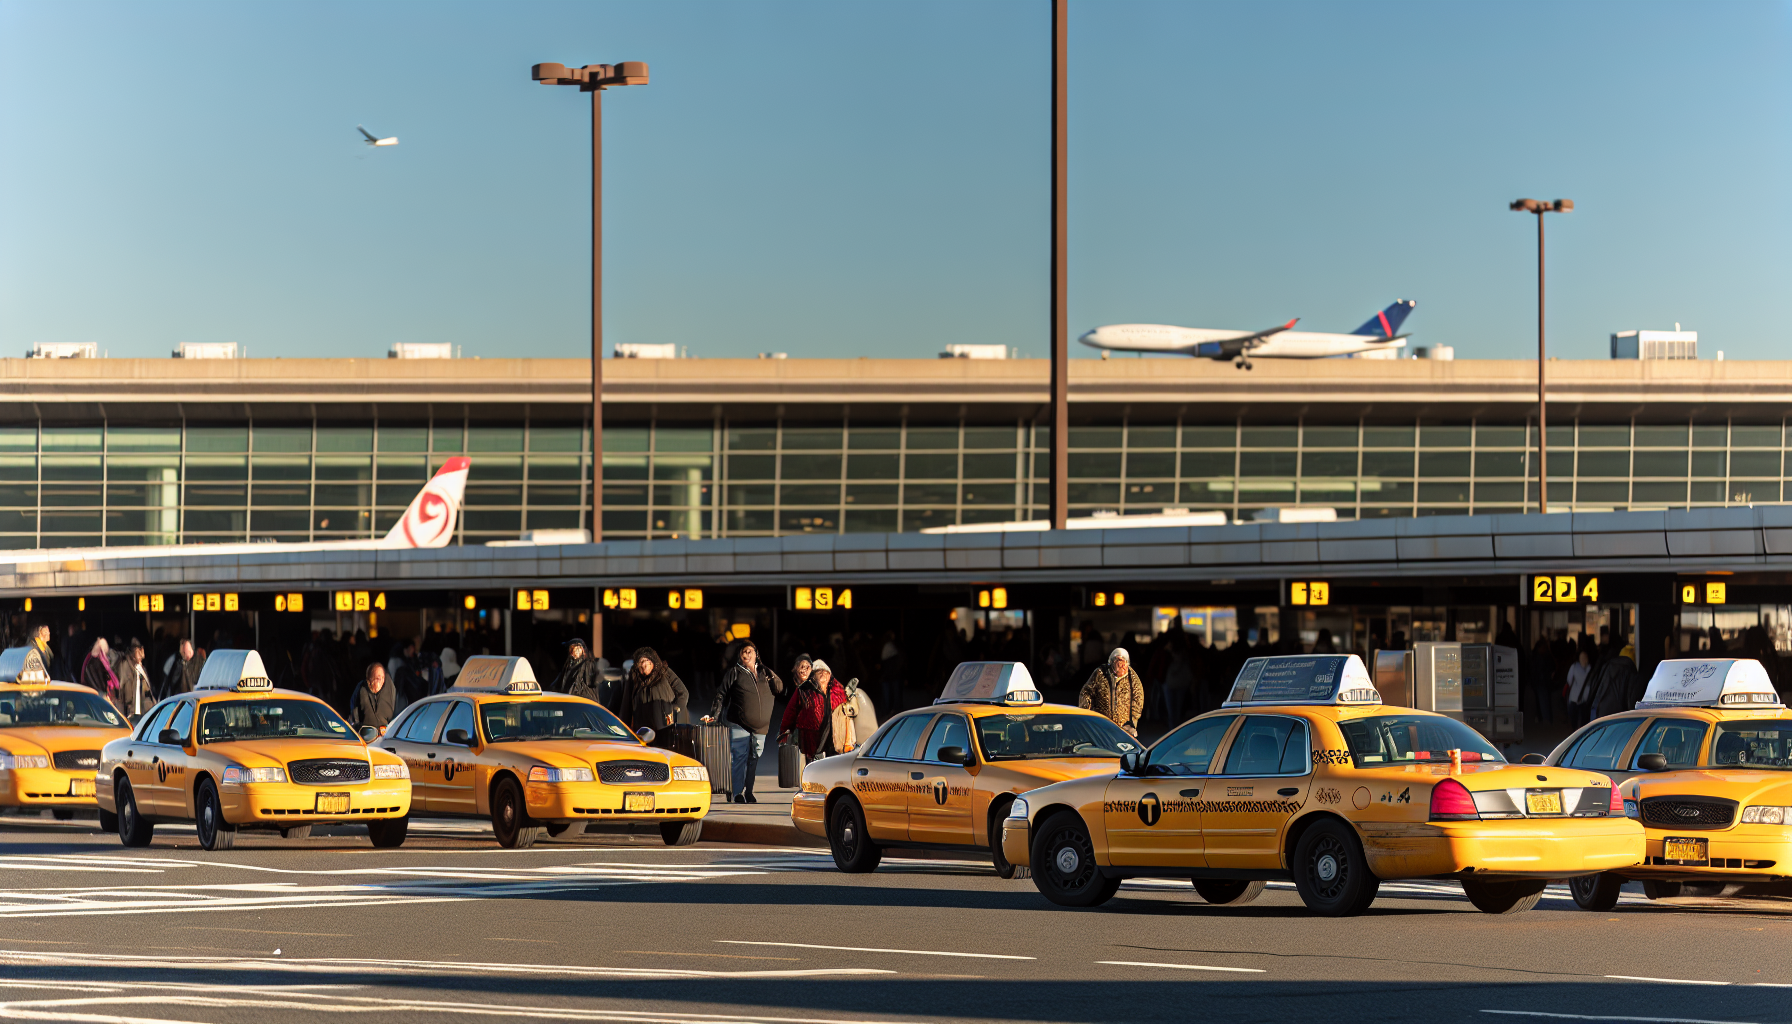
52, 750, 100, 771
597, 761, 669, 785
287, 759, 371, 785
1641, 796, 1736, 830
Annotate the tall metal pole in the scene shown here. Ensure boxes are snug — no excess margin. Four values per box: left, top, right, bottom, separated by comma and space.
1536, 211, 1547, 515
1048, 0, 1069, 531
590, 87, 606, 658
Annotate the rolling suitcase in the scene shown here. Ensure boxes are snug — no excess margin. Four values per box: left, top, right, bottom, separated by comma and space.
656, 723, 731, 795
778, 742, 805, 790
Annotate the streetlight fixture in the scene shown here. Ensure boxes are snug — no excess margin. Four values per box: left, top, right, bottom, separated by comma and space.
1510, 197, 1572, 514
533, 59, 649, 656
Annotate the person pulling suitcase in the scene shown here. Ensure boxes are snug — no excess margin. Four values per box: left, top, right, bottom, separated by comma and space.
702, 640, 784, 804
778, 659, 849, 788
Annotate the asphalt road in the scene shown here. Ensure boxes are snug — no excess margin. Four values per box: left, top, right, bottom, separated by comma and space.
0, 813, 1788, 1024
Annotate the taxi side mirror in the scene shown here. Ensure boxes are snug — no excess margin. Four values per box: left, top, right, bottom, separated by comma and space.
157, 729, 182, 746
1519, 753, 1547, 765
1636, 753, 1668, 772
445, 728, 472, 746
936, 746, 973, 766
1120, 750, 1145, 775
359, 726, 380, 743
635, 726, 656, 745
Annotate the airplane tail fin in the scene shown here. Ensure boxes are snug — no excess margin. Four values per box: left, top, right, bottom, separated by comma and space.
379, 457, 470, 548
1351, 299, 1416, 338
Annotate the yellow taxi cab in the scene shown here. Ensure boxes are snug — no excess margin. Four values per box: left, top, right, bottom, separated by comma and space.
97, 650, 412, 850
1543, 658, 1792, 908
791, 662, 1146, 876
374, 655, 711, 849
0, 646, 131, 819
1001, 654, 1644, 916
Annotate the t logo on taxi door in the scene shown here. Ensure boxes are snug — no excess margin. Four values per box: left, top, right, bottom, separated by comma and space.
933, 779, 948, 806
1138, 793, 1162, 826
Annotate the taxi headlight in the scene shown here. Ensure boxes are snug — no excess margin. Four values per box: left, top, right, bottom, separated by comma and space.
1008, 796, 1029, 820
672, 766, 708, 782
1740, 805, 1791, 824
373, 763, 409, 780
528, 766, 595, 783
222, 766, 286, 784
0, 753, 48, 771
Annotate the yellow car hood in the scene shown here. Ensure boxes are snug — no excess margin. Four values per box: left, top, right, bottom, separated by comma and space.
491, 739, 683, 769
1630, 769, 1792, 806
0, 727, 127, 756
203, 740, 371, 770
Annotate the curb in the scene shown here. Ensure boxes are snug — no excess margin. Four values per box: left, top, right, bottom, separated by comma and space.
699, 818, 827, 848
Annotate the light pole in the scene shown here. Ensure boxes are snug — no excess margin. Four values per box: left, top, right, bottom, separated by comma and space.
1048, 0, 1068, 530
1510, 197, 1572, 514
533, 60, 649, 657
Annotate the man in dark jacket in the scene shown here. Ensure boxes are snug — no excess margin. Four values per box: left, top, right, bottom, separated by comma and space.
551, 639, 603, 702
349, 663, 396, 731
172, 640, 206, 694
1590, 645, 1640, 720
703, 641, 784, 803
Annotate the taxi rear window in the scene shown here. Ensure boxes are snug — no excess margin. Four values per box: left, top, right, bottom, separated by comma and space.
1336, 714, 1504, 767
1712, 721, 1792, 770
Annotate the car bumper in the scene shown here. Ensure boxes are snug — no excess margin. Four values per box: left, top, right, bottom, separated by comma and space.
1614, 826, 1792, 882
226, 781, 412, 825
1360, 817, 1645, 880
1001, 817, 1030, 867
791, 792, 827, 838
0, 768, 98, 807
524, 781, 711, 822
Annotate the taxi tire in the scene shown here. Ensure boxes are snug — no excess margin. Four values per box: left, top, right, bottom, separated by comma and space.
1642, 880, 1683, 901
98, 809, 118, 834
828, 796, 883, 873
1569, 872, 1624, 911
117, 780, 153, 848
547, 821, 588, 840
661, 820, 702, 846
491, 777, 543, 850
1030, 811, 1120, 908
195, 778, 237, 852
1461, 878, 1547, 915
1193, 879, 1267, 906
990, 797, 1029, 880
367, 816, 409, 848
1291, 819, 1377, 917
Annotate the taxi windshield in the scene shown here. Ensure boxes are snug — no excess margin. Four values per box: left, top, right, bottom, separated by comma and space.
1712, 721, 1792, 770
481, 701, 634, 743
198, 700, 355, 742
0, 690, 123, 729
1336, 714, 1505, 767
975, 714, 1141, 760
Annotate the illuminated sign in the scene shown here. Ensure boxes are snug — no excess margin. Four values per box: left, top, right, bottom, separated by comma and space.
683, 588, 703, 610
1092, 591, 1126, 608
794, 586, 852, 611
1530, 575, 1601, 604
1289, 581, 1330, 606
1681, 581, 1728, 605
603, 588, 637, 610
463, 595, 477, 610
272, 593, 305, 613
136, 594, 166, 613
193, 593, 240, 612
975, 588, 1009, 609
333, 591, 386, 612
516, 589, 550, 611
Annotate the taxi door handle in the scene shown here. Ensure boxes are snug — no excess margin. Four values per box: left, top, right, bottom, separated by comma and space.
1278, 788, 1299, 797
427, 753, 437, 759
910, 772, 925, 780
1181, 788, 1200, 797
856, 769, 868, 776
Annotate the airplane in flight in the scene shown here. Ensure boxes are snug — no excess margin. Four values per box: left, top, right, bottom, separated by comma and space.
1079, 299, 1416, 369
0, 458, 470, 564
357, 125, 399, 147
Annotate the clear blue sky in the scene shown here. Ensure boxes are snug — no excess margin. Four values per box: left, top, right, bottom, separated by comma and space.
2, 0, 1788, 361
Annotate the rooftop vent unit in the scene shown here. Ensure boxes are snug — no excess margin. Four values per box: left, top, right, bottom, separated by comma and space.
390, 342, 455, 359
940, 345, 1013, 360
1411, 345, 1454, 361
1612, 329, 1697, 360
174, 342, 238, 360
27, 342, 97, 359
614, 343, 678, 359
1251, 506, 1340, 524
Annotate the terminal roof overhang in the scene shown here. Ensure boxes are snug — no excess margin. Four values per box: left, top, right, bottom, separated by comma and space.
6, 506, 1792, 598
0, 357, 1788, 422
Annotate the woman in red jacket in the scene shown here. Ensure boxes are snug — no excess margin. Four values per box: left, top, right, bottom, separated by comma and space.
778, 659, 848, 760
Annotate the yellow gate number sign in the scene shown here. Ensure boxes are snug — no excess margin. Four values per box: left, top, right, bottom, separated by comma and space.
794, 587, 852, 611
1290, 581, 1330, 606
333, 591, 387, 612
1681, 582, 1727, 605
1532, 575, 1599, 603
602, 589, 637, 610
193, 593, 240, 612
516, 589, 550, 611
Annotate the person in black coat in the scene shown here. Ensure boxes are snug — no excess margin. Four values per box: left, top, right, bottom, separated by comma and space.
617, 647, 687, 731
703, 641, 785, 803
551, 639, 603, 703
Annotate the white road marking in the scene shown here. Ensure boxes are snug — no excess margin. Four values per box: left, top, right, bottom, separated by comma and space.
1482, 1012, 1758, 1023
719, 941, 1034, 960
0, 950, 895, 980
1097, 960, 1265, 974
1603, 976, 1732, 986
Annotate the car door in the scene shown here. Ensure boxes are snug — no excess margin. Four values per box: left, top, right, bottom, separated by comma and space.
120, 701, 176, 815
1103, 714, 1235, 867
428, 700, 480, 816
382, 700, 452, 812
147, 700, 198, 816
907, 714, 975, 846
1559, 717, 1649, 784
851, 713, 933, 842
1201, 714, 1314, 870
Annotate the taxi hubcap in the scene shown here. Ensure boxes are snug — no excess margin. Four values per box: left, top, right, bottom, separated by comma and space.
1316, 854, 1338, 883
1055, 846, 1080, 875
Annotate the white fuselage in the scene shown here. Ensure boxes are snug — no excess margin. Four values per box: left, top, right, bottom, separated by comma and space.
1079, 324, 1405, 360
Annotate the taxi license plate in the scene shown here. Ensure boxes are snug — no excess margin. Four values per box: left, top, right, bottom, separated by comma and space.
314, 792, 350, 814
1525, 791, 1563, 815
624, 791, 655, 813
1665, 837, 1708, 863
68, 778, 94, 797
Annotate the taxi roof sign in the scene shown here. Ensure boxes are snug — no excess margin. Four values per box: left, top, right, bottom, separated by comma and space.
0, 646, 51, 685
935, 661, 1043, 706
193, 649, 275, 692
1223, 654, 1381, 708
1638, 658, 1784, 709
452, 656, 543, 694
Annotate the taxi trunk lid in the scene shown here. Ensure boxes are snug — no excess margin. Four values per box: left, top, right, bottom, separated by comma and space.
1454, 763, 1616, 820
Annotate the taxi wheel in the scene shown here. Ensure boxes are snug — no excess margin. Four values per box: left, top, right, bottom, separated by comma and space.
367, 816, 409, 848
661, 820, 702, 846
491, 777, 543, 849
1461, 878, 1548, 915
195, 779, 237, 852
1570, 872, 1624, 911
1193, 879, 1267, 906
990, 798, 1030, 880
1642, 880, 1683, 900
117, 780, 153, 848
1031, 811, 1120, 908
1292, 819, 1377, 917
547, 821, 588, 840
98, 809, 118, 834
827, 797, 882, 873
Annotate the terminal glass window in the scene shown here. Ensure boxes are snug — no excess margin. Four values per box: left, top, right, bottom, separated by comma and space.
1630, 719, 1709, 770
1711, 722, 1792, 769
1337, 714, 1504, 766
975, 714, 1137, 761
1145, 715, 1235, 776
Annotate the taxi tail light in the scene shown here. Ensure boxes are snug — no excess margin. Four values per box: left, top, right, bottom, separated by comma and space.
1608, 785, 1624, 815
1429, 778, 1479, 821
